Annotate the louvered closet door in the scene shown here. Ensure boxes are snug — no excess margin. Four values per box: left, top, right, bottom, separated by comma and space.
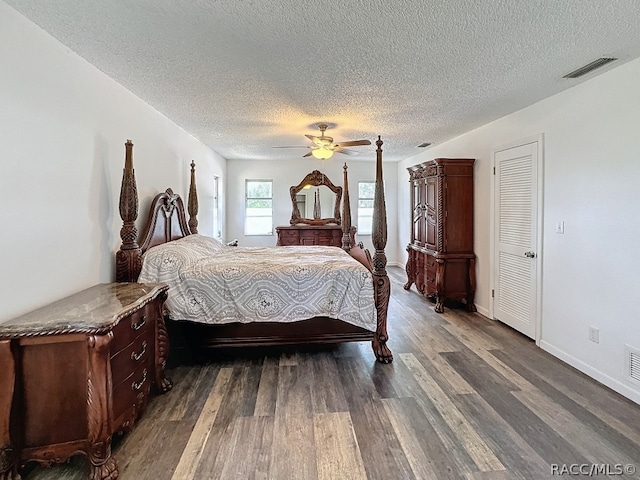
494, 142, 538, 339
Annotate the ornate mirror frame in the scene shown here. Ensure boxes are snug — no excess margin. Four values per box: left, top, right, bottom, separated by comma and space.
289, 170, 342, 225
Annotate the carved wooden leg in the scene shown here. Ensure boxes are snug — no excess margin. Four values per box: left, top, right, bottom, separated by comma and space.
0, 341, 20, 480
88, 441, 118, 480
403, 247, 414, 290
434, 260, 445, 313
434, 300, 444, 313
372, 273, 393, 364
154, 296, 173, 394
466, 257, 477, 312
87, 334, 118, 480
0, 448, 20, 480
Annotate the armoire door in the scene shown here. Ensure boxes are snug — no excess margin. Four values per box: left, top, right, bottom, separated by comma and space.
412, 179, 422, 246
425, 176, 438, 249
493, 140, 541, 339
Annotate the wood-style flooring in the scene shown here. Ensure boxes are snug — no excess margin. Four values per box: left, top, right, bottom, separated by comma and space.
23, 267, 640, 479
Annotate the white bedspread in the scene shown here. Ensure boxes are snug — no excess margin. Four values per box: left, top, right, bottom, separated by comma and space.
138, 235, 376, 331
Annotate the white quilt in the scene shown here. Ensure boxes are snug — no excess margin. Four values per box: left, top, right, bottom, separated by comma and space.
138, 235, 376, 331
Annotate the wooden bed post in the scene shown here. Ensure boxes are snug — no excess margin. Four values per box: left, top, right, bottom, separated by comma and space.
341, 163, 352, 251
188, 160, 199, 234
371, 136, 393, 363
116, 140, 142, 283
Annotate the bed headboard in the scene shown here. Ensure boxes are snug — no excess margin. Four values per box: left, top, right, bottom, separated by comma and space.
138, 188, 192, 252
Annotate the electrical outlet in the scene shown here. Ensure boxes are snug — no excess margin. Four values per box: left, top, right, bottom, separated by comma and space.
589, 326, 599, 344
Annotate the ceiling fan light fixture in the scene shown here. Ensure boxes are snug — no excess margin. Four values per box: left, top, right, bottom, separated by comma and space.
311, 147, 334, 160
275, 124, 367, 159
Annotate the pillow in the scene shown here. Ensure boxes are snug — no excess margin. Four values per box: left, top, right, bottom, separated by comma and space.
189, 234, 225, 251
139, 234, 226, 283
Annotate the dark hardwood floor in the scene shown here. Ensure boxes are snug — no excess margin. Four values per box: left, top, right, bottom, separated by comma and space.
23, 267, 640, 479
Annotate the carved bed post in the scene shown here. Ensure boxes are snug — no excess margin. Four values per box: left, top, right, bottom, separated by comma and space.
188, 161, 199, 234
371, 136, 393, 363
341, 163, 352, 251
116, 140, 142, 283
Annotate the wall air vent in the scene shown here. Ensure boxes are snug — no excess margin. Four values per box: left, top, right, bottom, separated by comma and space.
563, 57, 618, 78
625, 345, 640, 385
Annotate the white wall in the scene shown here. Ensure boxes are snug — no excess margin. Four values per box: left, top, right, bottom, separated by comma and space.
0, 3, 226, 323
398, 57, 640, 404
227, 158, 399, 266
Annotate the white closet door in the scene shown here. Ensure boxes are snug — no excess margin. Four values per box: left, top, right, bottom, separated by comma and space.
493, 142, 538, 339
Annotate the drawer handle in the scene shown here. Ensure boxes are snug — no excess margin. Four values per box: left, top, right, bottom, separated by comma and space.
131, 314, 146, 331
131, 341, 147, 362
131, 369, 147, 391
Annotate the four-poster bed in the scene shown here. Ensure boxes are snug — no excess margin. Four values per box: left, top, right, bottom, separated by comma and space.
116, 138, 392, 363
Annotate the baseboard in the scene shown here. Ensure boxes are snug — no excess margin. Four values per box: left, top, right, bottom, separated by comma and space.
540, 340, 640, 405
475, 305, 490, 318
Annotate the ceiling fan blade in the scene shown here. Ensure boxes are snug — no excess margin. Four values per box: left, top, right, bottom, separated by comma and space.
335, 139, 371, 147
273, 145, 311, 149
303, 151, 313, 157
334, 147, 359, 156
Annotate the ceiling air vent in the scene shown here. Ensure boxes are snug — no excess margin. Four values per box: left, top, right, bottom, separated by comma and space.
563, 57, 618, 78
417, 142, 432, 148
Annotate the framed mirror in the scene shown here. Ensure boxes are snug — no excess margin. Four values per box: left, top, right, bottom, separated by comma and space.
290, 170, 342, 225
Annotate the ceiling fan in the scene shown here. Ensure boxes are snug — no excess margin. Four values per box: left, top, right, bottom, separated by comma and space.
274, 124, 371, 159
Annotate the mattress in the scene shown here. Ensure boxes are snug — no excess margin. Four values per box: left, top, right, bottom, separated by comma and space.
138, 234, 376, 331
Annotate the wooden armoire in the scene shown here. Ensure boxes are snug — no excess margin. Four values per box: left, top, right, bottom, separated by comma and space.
404, 158, 476, 313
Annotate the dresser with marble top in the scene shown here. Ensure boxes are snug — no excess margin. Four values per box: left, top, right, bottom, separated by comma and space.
0, 282, 172, 480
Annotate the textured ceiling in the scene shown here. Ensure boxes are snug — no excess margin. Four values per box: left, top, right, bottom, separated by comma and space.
5, 0, 640, 162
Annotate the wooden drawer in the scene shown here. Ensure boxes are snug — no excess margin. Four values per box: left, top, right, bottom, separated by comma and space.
276, 226, 343, 247
414, 253, 425, 293
425, 254, 437, 275
299, 230, 334, 245
299, 230, 319, 242
278, 229, 299, 246
112, 361, 152, 421
426, 277, 436, 295
110, 332, 152, 387
111, 305, 153, 353
425, 254, 437, 294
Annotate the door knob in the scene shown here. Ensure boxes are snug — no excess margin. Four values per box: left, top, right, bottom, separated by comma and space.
524, 251, 536, 258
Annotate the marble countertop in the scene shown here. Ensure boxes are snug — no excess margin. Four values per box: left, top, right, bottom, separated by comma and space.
0, 283, 168, 338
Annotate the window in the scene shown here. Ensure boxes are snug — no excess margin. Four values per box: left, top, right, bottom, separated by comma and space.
357, 181, 375, 235
245, 179, 273, 235
212, 176, 221, 239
